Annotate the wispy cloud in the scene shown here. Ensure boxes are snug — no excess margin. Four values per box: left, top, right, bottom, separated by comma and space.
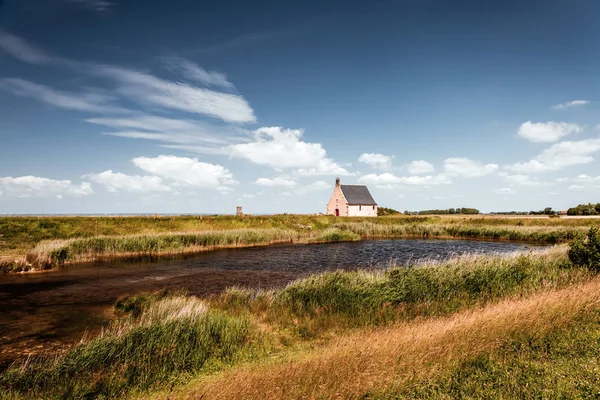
0, 78, 127, 114
0, 30, 52, 64
552, 100, 590, 110
164, 57, 235, 90
87, 115, 248, 145
87, 65, 255, 123
67, 0, 114, 12
0, 31, 256, 123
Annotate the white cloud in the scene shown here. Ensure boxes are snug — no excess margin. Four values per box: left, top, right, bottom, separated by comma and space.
358, 173, 401, 184
90, 65, 255, 123
358, 153, 393, 170
255, 177, 298, 188
407, 160, 435, 174
164, 57, 235, 90
359, 173, 450, 186
444, 158, 498, 177
506, 138, 600, 173
552, 100, 590, 110
83, 170, 171, 192
569, 184, 584, 191
86, 115, 243, 146
0, 30, 51, 64
517, 121, 582, 143
229, 127, 351, 176
0, 78, 125, 114
573, 174, 600, 183
499, 173, 551, 186
493, 188, 516, 194
0, 32, 255, 123
296, 180, 330, 194
398, 175, 451, 185
0, 176, 93, 198
132, 155, 237, 188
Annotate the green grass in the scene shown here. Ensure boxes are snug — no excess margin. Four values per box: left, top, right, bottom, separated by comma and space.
0, 246, 594, 399
369, 309, 600, 399
3, 216, 590, 271
2, 214, 596, 258
215, 246, 589, 337
0, 294, 267, 400
27, 228, 302, 266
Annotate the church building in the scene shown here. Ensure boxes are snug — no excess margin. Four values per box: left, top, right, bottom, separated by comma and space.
326, 178, 378, 217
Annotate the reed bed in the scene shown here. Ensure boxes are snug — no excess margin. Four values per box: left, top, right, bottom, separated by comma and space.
333, 221, 586, 243
25, 228, 304, 267
213, 246, 590, 337
14, 221, 586, 271
189, 277, 600, 400
1, 246, 594, 399
0, 295, 266, 400
2, 214, 597, 261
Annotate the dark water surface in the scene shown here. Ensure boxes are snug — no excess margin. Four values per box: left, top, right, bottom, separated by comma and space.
0, 239, 535, 368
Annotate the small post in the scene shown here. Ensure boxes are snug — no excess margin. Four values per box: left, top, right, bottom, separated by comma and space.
236, 206, 243, 216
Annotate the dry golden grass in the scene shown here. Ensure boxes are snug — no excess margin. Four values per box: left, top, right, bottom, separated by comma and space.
178, 277, 600, 400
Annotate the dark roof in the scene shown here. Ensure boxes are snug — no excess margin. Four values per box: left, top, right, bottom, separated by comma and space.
340, 185, 377, 205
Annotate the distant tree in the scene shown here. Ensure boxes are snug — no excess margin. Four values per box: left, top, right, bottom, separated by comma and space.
377, 207, 400, 216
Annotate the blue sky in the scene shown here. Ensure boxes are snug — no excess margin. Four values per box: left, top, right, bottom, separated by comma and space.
1, 0, 600, 214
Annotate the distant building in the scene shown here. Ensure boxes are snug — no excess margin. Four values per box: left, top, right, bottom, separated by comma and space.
326, 178, 378, 217
236, 206, 243, 216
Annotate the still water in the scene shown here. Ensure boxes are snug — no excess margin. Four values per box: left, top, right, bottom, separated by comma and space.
0, 239, 535, 368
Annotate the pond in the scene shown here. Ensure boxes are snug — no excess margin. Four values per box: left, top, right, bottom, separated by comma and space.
0, 238, 536, 368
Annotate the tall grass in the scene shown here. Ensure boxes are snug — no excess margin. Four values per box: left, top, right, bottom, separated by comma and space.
26, 228, 302, 266
0, 294, 266, 399
214, 246, 590, 337
2, 214, 596, 259
16, 221, 586, 270
189, 277, 600, 400
334, 221, 585, 243
1, 246, 594, 399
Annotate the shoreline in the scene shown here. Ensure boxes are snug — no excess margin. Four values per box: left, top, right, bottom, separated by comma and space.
2, 233, 548, 275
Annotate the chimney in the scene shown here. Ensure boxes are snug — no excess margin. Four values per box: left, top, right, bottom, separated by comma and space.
335, 177, 340, 187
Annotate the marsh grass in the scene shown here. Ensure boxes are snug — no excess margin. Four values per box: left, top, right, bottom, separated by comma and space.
190, 278, 600, 400
26, 228, 303, 266
0, 294, 267, 400
213, 246, 590, 338
371, 306, 600, 399
1, 246, 594, 399
2, 214, 595, 264
15, 220, 586, 270
334, 221, 585, 243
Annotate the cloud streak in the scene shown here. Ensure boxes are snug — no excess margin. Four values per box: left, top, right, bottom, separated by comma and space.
552, 100, 589, 110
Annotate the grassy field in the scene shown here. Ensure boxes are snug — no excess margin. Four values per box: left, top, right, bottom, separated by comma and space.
2, 245, 599, 399
1, 214, 597, 271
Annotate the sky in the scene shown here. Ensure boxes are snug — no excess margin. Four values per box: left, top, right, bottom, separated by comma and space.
1, 0, 600, 214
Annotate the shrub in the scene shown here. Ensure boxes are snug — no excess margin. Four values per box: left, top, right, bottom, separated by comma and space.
568, 227, 600, 272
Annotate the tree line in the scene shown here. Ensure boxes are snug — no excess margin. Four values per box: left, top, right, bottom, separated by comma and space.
566, 203, 600, 216
404, 208, 480, 215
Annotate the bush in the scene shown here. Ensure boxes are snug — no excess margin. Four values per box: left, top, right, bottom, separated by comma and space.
568, 227, 600, 272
